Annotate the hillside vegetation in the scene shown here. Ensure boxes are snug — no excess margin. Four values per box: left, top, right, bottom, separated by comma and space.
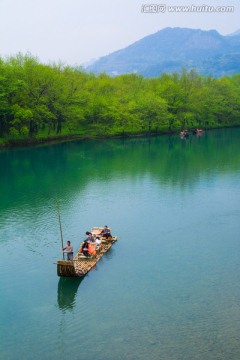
0, 54, 240, 146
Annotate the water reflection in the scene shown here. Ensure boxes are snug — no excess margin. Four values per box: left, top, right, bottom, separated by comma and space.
1, 128, 240, 360
57, 277, 84, 311
1, 128, 240, 215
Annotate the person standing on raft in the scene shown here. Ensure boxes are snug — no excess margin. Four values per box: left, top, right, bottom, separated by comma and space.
62, 241, 74, 261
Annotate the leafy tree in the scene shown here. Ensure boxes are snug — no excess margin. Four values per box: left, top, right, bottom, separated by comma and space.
0, 55, 239, 145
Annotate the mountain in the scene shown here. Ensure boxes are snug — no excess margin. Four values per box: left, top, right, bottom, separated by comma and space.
86, 27, 240, 77
228, 29, 240, 36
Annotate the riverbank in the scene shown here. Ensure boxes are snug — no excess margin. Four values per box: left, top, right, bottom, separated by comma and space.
1, 125, 240, 150
0, 130, 175, 149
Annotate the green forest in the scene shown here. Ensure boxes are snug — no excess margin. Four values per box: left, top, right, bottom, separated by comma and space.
0, 53, 240, 145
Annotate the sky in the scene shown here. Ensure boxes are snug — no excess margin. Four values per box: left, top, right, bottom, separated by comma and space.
0, 0, 239, 66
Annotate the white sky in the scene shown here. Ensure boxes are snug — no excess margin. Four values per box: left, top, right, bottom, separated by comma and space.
0, 0, 239, 66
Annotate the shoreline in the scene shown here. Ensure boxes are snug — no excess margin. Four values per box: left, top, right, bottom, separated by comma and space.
0, 130, 175, 150
0, 125, 239, 150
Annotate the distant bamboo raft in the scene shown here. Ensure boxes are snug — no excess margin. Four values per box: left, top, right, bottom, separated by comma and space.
57, 235, 117, 277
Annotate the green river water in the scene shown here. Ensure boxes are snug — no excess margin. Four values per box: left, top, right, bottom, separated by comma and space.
0, 128, 240, 360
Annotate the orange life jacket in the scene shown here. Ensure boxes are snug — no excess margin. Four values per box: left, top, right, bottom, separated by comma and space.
88, 243, 96, 256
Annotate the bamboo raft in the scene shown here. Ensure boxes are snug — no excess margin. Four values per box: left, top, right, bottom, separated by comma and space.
57, 227, 117, 278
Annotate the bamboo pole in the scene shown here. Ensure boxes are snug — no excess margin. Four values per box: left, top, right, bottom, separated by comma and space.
56, 196, 64, 260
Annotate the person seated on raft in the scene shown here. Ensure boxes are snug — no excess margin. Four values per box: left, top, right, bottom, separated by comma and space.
180, 130, 189, 138
85, 231, 95, 243
80, 240, 97, 257
100, 225, 112, 239
95, 236, 102, 251
79, 232, 97, 257
79, 238, 90, 257
78, 233, 91, 257
193, 128, 203, 135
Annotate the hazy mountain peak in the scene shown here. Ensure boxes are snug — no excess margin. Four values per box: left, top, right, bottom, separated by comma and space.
227, 29, 240, 36
86, 27, 240, 77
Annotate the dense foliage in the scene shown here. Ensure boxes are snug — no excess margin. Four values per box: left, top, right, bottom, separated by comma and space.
0, 54, 239, 144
